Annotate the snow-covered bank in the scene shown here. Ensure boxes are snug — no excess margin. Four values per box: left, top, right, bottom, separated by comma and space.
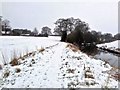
97, 40, 120, 53
0, 36, 119, 88
0, 37, 119, 88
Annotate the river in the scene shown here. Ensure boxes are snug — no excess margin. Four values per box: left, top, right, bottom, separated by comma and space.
90, 48, 120, 68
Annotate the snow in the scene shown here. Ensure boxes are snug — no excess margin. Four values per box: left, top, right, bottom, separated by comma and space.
0, 36, 119, 88
0, 36, 60, 64
97, 40, 120, 52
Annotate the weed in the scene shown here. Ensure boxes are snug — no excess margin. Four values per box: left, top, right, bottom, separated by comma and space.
38, 47, 45, 53
15, 68, 21, 73
31, 59, 35, 64
3, 71, 10, 78
10, 58, 19, 66
1, 51, 7, 65
67, 69, 75, 74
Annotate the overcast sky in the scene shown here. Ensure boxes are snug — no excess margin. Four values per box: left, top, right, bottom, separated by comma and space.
1, 0, 118, 35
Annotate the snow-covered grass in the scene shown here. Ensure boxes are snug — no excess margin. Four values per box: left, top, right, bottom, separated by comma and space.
0, 36, 119, 88
97, 40, 120, 52
0, 36, 61, 65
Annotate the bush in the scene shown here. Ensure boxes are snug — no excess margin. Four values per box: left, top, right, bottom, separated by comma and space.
38, 33, 48, 37
66, 31, 77, 43
66, 26, 84, 46
10, 59, 19, 66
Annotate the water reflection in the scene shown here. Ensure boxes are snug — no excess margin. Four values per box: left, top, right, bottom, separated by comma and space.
94, 49, 119, 68
83, 47, 120, 68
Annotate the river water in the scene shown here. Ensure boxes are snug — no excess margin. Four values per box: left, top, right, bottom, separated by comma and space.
91, 49, 120, 68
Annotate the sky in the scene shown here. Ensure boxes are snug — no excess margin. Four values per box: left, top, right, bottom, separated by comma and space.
0, 0, 118, 35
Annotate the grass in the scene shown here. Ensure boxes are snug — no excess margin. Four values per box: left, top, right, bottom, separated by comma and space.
10, 50, 20, 66
9, 47, 45, 66
66, 43, 80, 52
3, 70, 10, 78
1, 51, 7, 65
38, 47, 45, 53
10, 58, 19, 66
67, 69, 75, 74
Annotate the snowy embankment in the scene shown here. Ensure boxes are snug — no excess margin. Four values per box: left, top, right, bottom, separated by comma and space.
97, 40, 120, 53
0, 36, 119, 88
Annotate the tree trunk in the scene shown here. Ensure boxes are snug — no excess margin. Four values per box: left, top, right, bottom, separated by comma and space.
61, 31, 67, 42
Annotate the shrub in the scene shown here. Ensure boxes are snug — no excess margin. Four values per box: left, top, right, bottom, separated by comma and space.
3, 71, 10, 78
10, 59, 19, 66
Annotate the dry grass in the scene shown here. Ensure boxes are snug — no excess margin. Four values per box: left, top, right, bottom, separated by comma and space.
67, 69, 75, 74
3, 71, 10, 78
38, 47, 45, 53
109, 67, 120, 81
10, 50, 20, 66
111, 73, 120, 81
10, 58, 19, 66
66, 43, 80, 52
7, 46, 46, 67
1, 51, 7, 65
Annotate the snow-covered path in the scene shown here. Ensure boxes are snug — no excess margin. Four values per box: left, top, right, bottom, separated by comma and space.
1, 42, 119, 88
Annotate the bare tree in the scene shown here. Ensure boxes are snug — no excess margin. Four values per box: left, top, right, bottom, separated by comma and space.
2, 19, 11, 35
32, 27, 38, 36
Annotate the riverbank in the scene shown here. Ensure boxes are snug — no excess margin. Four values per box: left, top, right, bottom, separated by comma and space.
0, 36, 119, 88
97, 40, 120, 54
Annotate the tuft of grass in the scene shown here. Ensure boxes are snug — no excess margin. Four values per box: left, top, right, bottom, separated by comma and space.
10, 58, 19, 66
111, 73, 120, 81
67, 69, 75, 74
1, 51, 7, 65
3, 71, 10, 78
31, 59, 35, 64
10, 50, 20, 66
38, 47, 45, 53
15, 68, 21, 73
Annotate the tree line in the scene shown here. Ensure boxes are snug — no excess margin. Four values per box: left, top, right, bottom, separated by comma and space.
54, 17, 120, 45
0, 17, 120, 44
0, 17, 52, 37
